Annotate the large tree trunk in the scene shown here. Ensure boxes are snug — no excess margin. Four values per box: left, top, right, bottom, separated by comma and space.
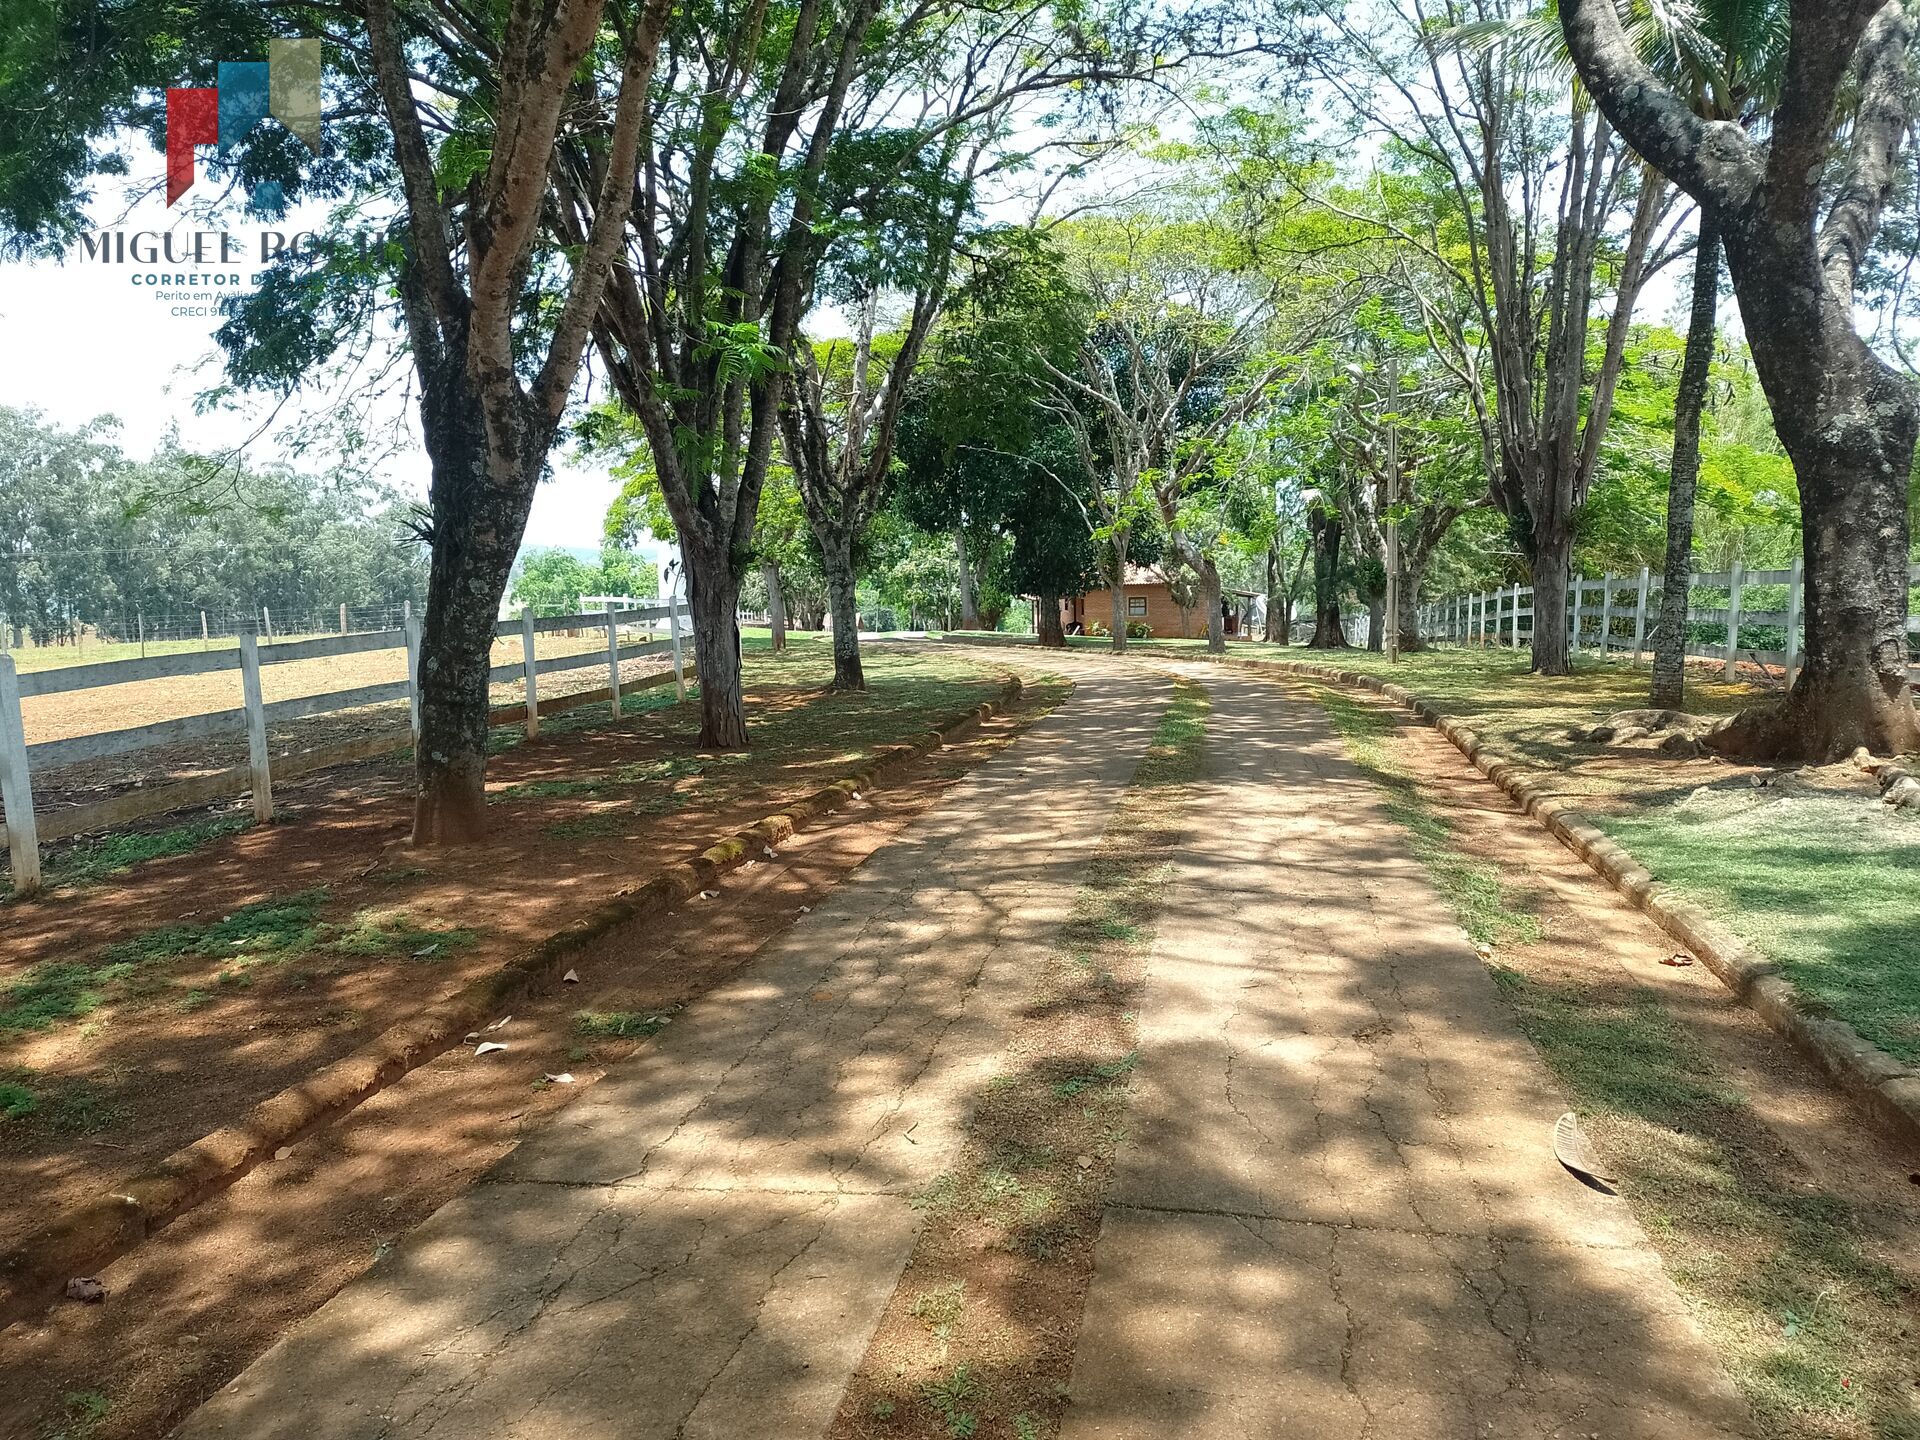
1365, 592, 1384, 652
1529, 526, 1573, 675
1709, 237, 1920, 758
1711, 385, 1920, 758
1036, 591, 1065, 648
687, 556, 747, 749
761, 561, 787, 652
1307, 509, 1348, 649
954, 528, 978, 629
821, 531, 864, 691
1651, 221, 1721, 709
410, 399, 537, 845
1108, 532, 1129, 653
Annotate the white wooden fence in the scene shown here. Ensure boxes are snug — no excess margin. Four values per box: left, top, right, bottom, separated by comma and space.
0, 599, 690, 896
1418, 561, 1920, 681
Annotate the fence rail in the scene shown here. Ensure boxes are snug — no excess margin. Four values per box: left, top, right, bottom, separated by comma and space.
1416, 561, 1920, 680
0, 599, 691, 896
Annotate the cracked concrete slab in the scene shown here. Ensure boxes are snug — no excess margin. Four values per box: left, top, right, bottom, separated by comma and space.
1063, 669, 1751, 1440
174, 660, 1170, 1440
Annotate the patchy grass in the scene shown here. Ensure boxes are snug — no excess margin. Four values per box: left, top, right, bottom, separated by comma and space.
1491, 964, 1919, 1439
0, 890, 478, 1034
0, 1078, 36, 1120
1311, 685, 1540, 947
833, 674, 1211, 1440
2, 815, 251, 901
574, 1009, 674, 1040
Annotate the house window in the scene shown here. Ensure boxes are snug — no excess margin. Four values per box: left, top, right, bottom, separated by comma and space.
1128, 597, 1148, 617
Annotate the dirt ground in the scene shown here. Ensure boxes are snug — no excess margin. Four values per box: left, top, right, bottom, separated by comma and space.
0, 645, 1013, 1249
0, 665, 1066, 1440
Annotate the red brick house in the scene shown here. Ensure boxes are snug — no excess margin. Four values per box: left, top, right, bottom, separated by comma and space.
1059, 566, 1259, 640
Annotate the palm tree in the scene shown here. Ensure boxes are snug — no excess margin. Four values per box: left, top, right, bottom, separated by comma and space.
1452, 0, 1787, 704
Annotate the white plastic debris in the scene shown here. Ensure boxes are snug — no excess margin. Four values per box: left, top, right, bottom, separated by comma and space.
474, 1041, 508, 1057
562, 969, 580, 984
543, 1072, 575, 1085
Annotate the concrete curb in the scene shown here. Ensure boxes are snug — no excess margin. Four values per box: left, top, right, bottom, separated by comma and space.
935, 636, 1920, 1154
0, 676, 1024, 1330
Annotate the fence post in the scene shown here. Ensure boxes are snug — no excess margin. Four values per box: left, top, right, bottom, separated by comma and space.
1600, 574, 1615, 660
0, 654, 41, 896
1571, 576, 1584, 653
404, 607, 422, 742
1786, 557, 1803, 687
261, 605, 273, 642
201, 610, 210, 650
1476, 590, 1486, 646
340, 602, 348, 635
1723, 559, 1745, 680
1632, 566, 1650, 664
669, 592, 687, 702
1510, 583, 1522, 648
605, 601, 623, 720
522, 610, 541, 739
239, 632, 274, 823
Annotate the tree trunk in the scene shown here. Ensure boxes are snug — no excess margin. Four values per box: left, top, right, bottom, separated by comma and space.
1651, 220, 1720, 709
1365, 592, 1384, 652
954, 528, 978, 630
1201, 562, 1225, 653
821, 531, 865, 691
1108, 532, 1129, 653
1275, 595, 1294, 645
1307, 509, 1347, 649
1712, 418, 1920, 758
1264, 542, 1285, 642
687, 558, 747, 749
1709, 226, 1920, 759
1529, 527, 1573, 675
1036, 591, 1065, 648
761, 561, 787, 652
1395, 554, 1428, 653
410, 402, 535, 846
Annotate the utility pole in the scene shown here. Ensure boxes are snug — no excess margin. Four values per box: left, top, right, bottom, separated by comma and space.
1383, 352, 1401, 664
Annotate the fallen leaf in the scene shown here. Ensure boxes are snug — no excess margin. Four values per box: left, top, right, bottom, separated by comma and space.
543, 1072, 575, 1085
1660, 953, 1695, 967
274, 1145, 293, 1161
412, 943, 438, 958
474, 1041, 508, 1057
763, 847, 777, 859
562, 969, 580, 984
65, 1277, 106, 1304
1474, 942, 1493, 960
1076, 1155, 1093, 1169
798, 905, 812, 914
699, 890, 718, 900
1551, 1111, 1616, 1190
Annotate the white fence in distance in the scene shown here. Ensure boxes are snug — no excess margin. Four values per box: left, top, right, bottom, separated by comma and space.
1417, 561, 1920, 682
0, 598, 692, 896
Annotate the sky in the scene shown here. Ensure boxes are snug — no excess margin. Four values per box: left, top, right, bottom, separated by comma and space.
0, 147, 632, 559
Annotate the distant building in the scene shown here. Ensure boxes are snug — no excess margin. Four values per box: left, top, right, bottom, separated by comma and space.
1059, 566, 1262, 640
